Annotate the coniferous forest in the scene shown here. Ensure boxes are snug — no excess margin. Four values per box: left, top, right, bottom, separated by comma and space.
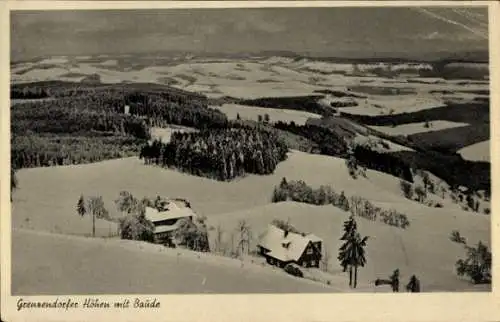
10, 80, 484, 195
140, 129, 288, 181
10, 82, 229, 170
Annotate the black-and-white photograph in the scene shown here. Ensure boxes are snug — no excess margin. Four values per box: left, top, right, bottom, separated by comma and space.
9, 5, 491, 295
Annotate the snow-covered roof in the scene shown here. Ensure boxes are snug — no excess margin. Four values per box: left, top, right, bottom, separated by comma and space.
258, 224, 322, 262
144, 203, 195, 223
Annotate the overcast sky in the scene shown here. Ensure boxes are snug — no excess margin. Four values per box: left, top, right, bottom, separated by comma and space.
10, 7, 488, 60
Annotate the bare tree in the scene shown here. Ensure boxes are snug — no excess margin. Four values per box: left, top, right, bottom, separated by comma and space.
236, 220, 252, 257
321, 247, 331, 272
81, 195, 109, 237
229, 232, 236, 258
349, 196, 364, 217
214, 225, 224, 254
414, 185, 426, 203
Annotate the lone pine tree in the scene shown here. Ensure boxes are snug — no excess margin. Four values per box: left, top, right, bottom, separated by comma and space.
338, 216, 368, 288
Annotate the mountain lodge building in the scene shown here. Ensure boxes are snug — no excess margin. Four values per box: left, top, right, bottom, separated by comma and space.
257, 224, 323, 268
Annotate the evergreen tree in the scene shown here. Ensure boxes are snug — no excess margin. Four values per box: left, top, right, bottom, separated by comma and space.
389, 268, 400, 292
406, 275, 421, 292
400, 180, 413, 200
338, 216, 368, 288
456, 241, 491, 284
77, 194, 86, 217
345, 144, 358, 179
338, 191, 350, 211
279, 177, 288, 189
264, 113, 270, 123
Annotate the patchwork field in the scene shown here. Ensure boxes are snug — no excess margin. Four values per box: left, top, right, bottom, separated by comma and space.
368, 120, 470, 136
11, 55, 488, 103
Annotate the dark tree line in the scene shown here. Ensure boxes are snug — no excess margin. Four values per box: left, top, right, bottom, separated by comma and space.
238, 95, 333, 117
274, 121, 414, 183
11, 134, 143, 169
11, 82, 222, 132
11, 86, 50, 99
393, 150, 490, 196
340, 103, 489, 127
11, 80, 207, 100
12, 100, 150, 139
11, 95, 150, 170
353, 145, 414, 182
419, 63, 488, 80
313, 89, 366, 99
140, 128, 288, 181
274, 121, 349, 157
125, 92, 228, 130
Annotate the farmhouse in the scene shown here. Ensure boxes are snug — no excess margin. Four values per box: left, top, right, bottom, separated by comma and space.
258, 224, 323, 268
144, 200, 196, 246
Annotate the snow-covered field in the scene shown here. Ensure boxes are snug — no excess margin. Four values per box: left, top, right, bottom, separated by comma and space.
11, 56, 488, 107
208, 201, 489, 293
11, 149, 490, 293
458, 140, 490, 162
338, 95, 447, 116
368, 121, 470, 136
13, 228, 336, 294
213, 103, 321, 125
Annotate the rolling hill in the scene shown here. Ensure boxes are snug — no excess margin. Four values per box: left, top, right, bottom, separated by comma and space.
11, 149, 491, 293
9, 54, 491, 294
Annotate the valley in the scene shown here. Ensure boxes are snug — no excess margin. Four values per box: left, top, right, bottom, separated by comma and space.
10, 52, 491, 294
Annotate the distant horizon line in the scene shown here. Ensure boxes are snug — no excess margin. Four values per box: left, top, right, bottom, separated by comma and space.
11, 48, 489, 64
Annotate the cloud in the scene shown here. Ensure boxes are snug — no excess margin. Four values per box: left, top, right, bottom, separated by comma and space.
234, 14, 286, 33
423, 31, 441, 40
411, 29, 485, 42
411, 7, 487, 40
11, 7, 488, 60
